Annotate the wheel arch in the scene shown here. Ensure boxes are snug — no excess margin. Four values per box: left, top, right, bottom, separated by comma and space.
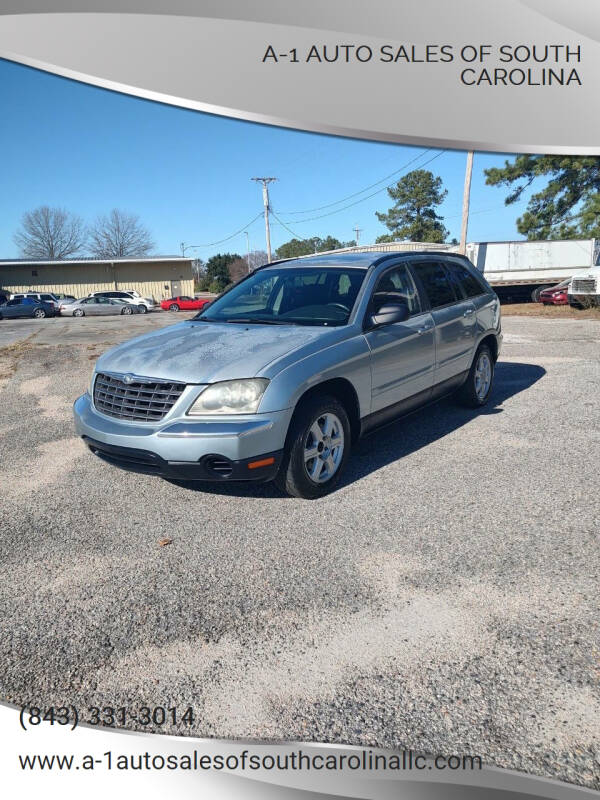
478, 332, 499, 362
291, 377, 361, 444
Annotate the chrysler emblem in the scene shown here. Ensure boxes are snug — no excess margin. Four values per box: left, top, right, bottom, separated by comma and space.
122, 374, 135, 384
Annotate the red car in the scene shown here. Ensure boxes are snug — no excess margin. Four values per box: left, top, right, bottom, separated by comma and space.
160, 296, 212, 312
538, 280, 570, 305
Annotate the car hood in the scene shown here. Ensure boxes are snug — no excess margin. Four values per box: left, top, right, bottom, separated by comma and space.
95, 321, 348, 384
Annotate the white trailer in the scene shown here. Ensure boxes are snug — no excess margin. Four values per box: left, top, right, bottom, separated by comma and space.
465, 239, 599, 301
292, 238, 600, 302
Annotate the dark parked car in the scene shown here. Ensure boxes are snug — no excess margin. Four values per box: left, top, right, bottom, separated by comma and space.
0, 297, 56, 319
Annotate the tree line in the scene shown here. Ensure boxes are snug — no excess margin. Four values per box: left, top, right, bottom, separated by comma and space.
13, 206, 155, 260
16, 156, 599, 282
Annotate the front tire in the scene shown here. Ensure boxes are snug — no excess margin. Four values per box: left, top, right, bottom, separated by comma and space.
275, 395, 351, 499
121, 306, 133, 315
457, 344, 494, 408
73, 308, 84, 317
137, 304, 147, 314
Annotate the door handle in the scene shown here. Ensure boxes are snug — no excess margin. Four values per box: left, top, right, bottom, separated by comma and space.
417, 324, 433, 335
463, 308, 475, 317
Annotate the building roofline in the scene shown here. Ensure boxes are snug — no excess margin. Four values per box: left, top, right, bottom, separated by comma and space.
0, 256, 192, 266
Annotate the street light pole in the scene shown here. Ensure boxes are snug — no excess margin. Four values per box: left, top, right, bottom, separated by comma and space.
244, 231, 250, 272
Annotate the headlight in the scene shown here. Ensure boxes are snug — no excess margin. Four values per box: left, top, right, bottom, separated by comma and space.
187, 378, 269, 415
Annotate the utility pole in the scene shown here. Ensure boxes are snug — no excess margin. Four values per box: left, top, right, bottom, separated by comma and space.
244, 231, 250, 272
353, 226, 362, 246
252, 177, 277, 262
459, 151, 474, 255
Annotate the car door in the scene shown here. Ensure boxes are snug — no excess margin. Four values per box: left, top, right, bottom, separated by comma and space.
410, 259, 477, 386
84, 297, 103, 315
363, 263, 436, 414
95, 298, 115, 315
3, 299, 22, 318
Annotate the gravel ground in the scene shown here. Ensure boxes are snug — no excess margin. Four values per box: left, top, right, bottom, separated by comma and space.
0, 313, 598, 789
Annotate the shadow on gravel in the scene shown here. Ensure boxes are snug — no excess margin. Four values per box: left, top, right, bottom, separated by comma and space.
167, 361, 546, 499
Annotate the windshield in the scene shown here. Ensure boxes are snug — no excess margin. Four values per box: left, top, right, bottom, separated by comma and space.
195, 266, 367, 326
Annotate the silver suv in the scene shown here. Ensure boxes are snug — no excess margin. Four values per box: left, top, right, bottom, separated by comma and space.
74, 252, 501, 498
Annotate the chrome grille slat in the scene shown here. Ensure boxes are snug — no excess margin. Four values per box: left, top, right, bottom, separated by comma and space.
572, 278, 596, 293
93, 373, 186, 422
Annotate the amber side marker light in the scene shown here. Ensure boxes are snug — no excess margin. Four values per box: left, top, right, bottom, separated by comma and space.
247, 457, 275, 470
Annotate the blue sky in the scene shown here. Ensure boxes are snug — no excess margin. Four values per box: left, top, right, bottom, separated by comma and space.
0, 58, 533, 261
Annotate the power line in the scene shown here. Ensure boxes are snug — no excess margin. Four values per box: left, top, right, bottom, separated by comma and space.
185, 213, 263, 249
278, 150, 446, 225
279, 148, 435, 216
270, 210, 304, 240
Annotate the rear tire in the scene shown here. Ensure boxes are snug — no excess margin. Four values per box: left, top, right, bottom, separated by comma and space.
169, 303, 180, 312
33, 308, 46, 319
532, 285, 552, 303
121, 306, 133, 315
275, 395, 351, 499
457, 344, 494, 408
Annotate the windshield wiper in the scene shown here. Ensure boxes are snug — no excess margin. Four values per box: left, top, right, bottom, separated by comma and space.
223, 318, 293, 325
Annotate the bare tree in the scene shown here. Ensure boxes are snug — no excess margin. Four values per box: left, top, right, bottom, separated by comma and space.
228, 257, 250, 283
247, 249, 269, 271
89, 209, 155, 258
14, 206, 87, 259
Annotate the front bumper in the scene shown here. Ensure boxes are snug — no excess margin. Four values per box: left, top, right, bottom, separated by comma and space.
73, 392, 292, 481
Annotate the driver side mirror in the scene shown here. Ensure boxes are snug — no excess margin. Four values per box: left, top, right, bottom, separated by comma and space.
368, 302, 410, 328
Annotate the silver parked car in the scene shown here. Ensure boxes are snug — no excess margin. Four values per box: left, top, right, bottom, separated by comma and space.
74, 252, 502, 498
62, 297, 139, 317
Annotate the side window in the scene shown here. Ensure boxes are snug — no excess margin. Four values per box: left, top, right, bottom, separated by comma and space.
446, 260, 485, 298
7, 299, 20, 306
411, 261, 458, 309
371, 264, 421, 316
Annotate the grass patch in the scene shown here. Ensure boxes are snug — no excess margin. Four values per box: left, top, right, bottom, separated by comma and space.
0, 334, 38, 384
502, 303, 600, 320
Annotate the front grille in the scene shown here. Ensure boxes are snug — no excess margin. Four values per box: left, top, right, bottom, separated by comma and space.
571, 278, 596, 293
93, 372, 186, 422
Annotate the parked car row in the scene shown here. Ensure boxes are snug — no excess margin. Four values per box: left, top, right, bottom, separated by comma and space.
0, 289, 214, 320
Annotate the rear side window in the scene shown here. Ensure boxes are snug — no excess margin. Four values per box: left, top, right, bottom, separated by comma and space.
446, 260, 486, 298
411, 261, 458, 309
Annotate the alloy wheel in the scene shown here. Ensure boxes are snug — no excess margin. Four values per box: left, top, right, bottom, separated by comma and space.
475, 351, 492, 400
303, 412, 345, 484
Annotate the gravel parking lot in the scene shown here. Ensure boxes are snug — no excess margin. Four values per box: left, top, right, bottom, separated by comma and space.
0, 312, 598, 789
